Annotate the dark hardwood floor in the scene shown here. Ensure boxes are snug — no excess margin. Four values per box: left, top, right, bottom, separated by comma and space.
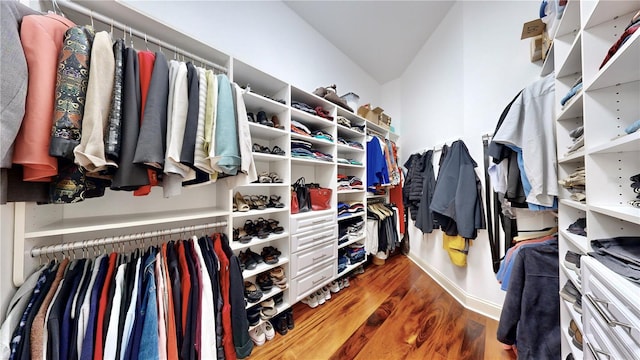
249, 255, 518, 359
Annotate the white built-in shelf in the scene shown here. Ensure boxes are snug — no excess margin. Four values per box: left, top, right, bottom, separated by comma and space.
291, 86, 336, 111
291, 108, 335, 128
291, 209, 335, 220
242, 257, 289, 279
541, 44, 555, 77
366, 120, 389, 135
561, 263, 582, 293
336, 143, 365, 154
249, 122, 288, 140
560, 305, 584, 359
337, 123, 366, 138
558, 150, 585, 164
232, 207, 289, 218
560, 199, 587, 211
291, 132, 334, 147
237, 182, 289, 188
589, 204, 640, 225
230, 232, 290, 252
252, 152, 288, 162
24, 208, 227, 238
291, 157, 335, 166
584, 2, 640, 29
557, 92, 583, 121
337, 163, 364, 169
337, 212, 365, 222
557, 33, 582, 78
243, 91, 289, 114
560, 229, 590, 254
244, 284, 286, 309
555, 0, 581, 38
338, 258, 366, 276
561, 298, 584, 336
336, 107, 366, 124
233, 58, 289, 99
587, 31, 640, 91
338, 235, 366, 250
337, 189, 365, 195
588, 131, 640, 154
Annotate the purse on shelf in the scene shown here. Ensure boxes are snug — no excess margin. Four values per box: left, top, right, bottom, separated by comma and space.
306, 182, 332, 211
293, 177, 311, 213
291, 187, 299, 214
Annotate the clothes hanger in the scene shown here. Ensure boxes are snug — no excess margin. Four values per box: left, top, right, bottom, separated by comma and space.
513, 226, 558, 242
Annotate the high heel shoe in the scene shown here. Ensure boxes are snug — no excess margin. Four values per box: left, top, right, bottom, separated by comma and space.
234, 192, 250, 212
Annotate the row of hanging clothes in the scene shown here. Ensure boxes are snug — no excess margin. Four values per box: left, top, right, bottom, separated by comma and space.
1, 1, 256, 204
365, 201, 401, 258
402, 140, 486, 266
0, 231, 255, 360
365, 133, 401, 194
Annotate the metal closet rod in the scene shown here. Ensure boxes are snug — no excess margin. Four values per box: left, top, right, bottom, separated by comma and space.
30, 221, 227, 257
54, 0, 227, 73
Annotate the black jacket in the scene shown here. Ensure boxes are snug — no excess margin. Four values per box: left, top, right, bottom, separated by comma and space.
415, 150, 437, 234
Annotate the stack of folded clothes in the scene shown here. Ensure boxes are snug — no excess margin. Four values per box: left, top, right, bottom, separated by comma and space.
559, 167, 586, 202
337, 250, 349, 273
600, 10, 640, 69
630, 173, 640, 208
567, 218, 587, 237
337, 116, 351, 128
589, 236, 640, 284
565, 125, 584, 156
352, 124, 365, 133
338, 217, 365, 245
337, 137, 363, 149
345, 243, 366, 264
291, 120, 311, 136
337, 174, 364, 191
337, 157, 363, 166
312, 130, 333, 142
292, 101, 316, 115
561, 77, 583, 107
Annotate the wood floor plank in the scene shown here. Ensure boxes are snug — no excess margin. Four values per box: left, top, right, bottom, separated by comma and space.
248, 255, 516, 360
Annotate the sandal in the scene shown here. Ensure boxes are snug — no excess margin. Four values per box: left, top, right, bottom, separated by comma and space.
244, 281, 263, 303
258, 172, 272, 183
240, 251, 257, 271
255, 218, 270, 239
267, 219, 284, 234
256, 273, 273, 291
257, 111, 274, 127
260, 298, 277, 319
271, 146, 285, 156
272, 115, 284, 129
269, 195, 285, 208
268, 172, 283, 183
234, 192, 250, 212
233, 228, 252, 244
247, 112, 256, 122
246, 247, 264, 264
269, 266, 288, 288
261, 246, 281, 264
244, 195, 257, 210
243, 219, 257, 239
251, 195, 266, 210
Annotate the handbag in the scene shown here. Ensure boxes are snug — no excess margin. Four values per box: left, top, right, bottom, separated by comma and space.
291, 188, 299, 214
307, 183, 332, 211
293, 177, 311, 213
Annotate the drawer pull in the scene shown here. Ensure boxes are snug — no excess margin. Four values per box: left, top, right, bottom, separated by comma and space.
312, 254, 327, 261
586, 294, 635, 331
312, 275, 327, 285
313, 236, 327, 241
587, 341, 611, 360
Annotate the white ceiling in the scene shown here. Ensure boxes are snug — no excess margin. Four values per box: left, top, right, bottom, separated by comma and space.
284, 1, 455, 84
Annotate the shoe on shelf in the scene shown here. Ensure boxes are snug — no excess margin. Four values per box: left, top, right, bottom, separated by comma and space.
273, 292, 284, 306
234, 191, 250, 212
564, 250, 582, 271
301, 293, 318, 308
573, 296, 583, 314
286, 308, 294, 330
239, 251, 257, 271
572, 327, 583, 349
244, 281, 263, 303
246, 247, 264, 264
568, 319, 579, 337
261, 321, 275, 341
249, 325, 266, 346
256, 273, 274, 292
260, 298, 277, 320
559, 281, 580, 303
330, 280, 340, 293
315, 290, 326, 305
247, 306, 261, 326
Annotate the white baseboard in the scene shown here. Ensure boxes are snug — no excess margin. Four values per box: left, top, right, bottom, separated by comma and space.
408, 254, 502, 321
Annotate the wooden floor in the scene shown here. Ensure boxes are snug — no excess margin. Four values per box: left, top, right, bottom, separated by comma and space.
250, 255, 518, 360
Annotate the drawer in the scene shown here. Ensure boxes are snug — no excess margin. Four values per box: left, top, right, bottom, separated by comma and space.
583, 257, 640, 357
584, 300, 633, 360
290, 211, 335, 234
291, 260, 336, 302
291, 225, 337, 253
290, 242, 336, 278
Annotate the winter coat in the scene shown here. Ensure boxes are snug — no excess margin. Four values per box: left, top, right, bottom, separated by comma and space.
415, 150, 437, 234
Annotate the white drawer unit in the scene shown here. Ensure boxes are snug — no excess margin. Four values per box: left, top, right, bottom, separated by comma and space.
584, 303, 632, 360
290, 211, 335, 234
290, 241, 336, 278
291, 260, 336, 302
582, 257, 640, 359
291, 224, 337, 253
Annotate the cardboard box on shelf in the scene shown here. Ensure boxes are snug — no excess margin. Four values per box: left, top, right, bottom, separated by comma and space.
522, 18, 547, 62
358, 104, 392, 129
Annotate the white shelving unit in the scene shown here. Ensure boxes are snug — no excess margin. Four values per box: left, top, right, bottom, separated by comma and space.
554, 1, 640, 359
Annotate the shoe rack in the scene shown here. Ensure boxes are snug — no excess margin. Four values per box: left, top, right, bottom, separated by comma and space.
553, 1, 640, 358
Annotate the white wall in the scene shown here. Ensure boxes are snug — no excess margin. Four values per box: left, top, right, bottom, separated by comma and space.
122, 0, 381, 106
386, 1, 543, 318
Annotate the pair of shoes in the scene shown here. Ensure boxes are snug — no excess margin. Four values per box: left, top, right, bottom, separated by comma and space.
252, 143, 286, 156
257, 171, 283, 183
261, 246, 282, 265
273, 308, 294, 335
568, 319, 579, 337
239, 248, 263, 271
571, 326, 583, 349
249, 321, 275, 346
564, 250, 582, 271
320, 286, 331, 301
329, 280, 340, 293
256, 273, 273, 291
559, 281, 580, 303
244, 281, 263, 303
234, 192, 250, 212
247, 306, 261, 326
266, 195, 285, 208
260, 298, 277, 320
301, 293, 318, 308
573, 296, 583, 314
270, 266, 287, 289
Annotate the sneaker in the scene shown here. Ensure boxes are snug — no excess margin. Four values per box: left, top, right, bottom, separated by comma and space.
338, 279, 345, 290
354, 265, 365, 274
343, 278, 350, 288
301, 293, 318, 308
559, 281, 580, 303
249, 325, 266, 346
322, 286, 331, 300
564, 251, 582, 271
573, 296, 583, 314
261, 321, 275, 341
316, 290, 326, 305
330, 280, 340, 293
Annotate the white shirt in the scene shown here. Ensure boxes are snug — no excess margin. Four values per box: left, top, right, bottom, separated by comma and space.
104, 263, 126, 360
193, 236, 217, 359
